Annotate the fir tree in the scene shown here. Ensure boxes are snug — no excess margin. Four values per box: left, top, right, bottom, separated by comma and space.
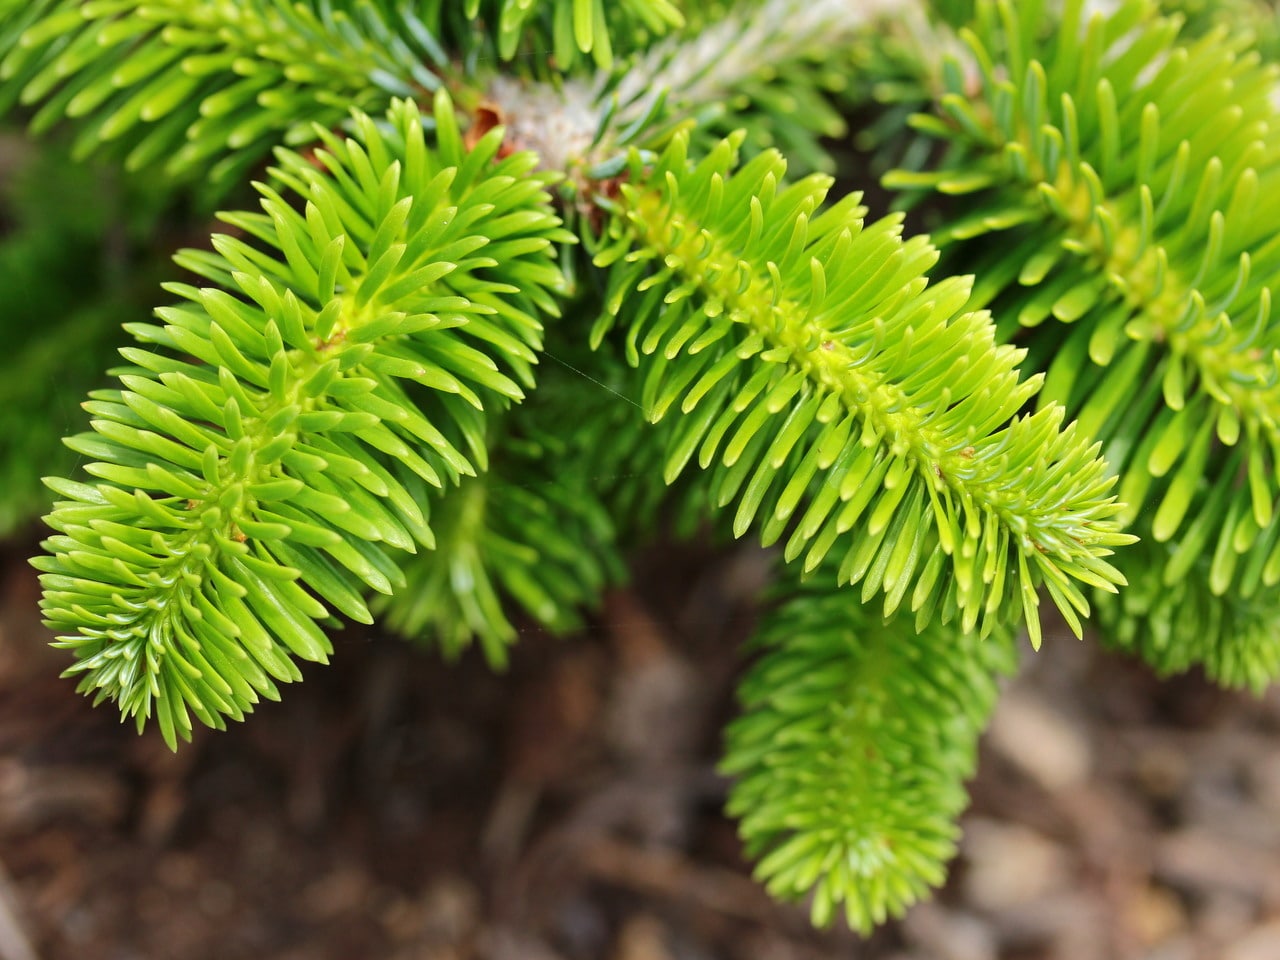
1, 0, 1276, 933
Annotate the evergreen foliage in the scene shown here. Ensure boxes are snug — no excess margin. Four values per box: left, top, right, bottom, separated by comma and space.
0, 0, 446, 194
883, 0, 1280, 690
32, 96, 570, 746
1, 0, 1276, 935
592, 131, 1129, 645
724, 562, 1015, 931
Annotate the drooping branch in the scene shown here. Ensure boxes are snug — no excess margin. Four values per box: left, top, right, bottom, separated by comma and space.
34, 97, 570, 746
723, 561, 1015, 931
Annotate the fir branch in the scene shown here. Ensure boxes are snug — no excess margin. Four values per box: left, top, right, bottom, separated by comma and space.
0, 0, 446, 191
882, 0, 1280, 685
885, 0, 1280, 538
723, 565, 1015, 931
33, 97, 570, 748
593, 131, 1132, 645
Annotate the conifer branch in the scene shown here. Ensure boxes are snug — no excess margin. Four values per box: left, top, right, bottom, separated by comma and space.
887, 0, 1280, 529
33, 97, 570, 747
11, 0, 1279, 934
882, 0, 1280, 685
0, 0, 447, 190
594, 131, 1133, 645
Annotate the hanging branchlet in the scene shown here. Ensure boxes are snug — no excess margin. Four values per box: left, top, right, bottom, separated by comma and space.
723, 562, 1016, 931
592, 130, 1133, 645
882, 0, 1280, 685
33, 96, 570, 747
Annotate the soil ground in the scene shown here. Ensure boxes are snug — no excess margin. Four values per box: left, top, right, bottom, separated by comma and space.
2, 536, 1279, 960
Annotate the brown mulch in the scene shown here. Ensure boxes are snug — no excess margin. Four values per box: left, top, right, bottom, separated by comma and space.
2, 536, 1279, 960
